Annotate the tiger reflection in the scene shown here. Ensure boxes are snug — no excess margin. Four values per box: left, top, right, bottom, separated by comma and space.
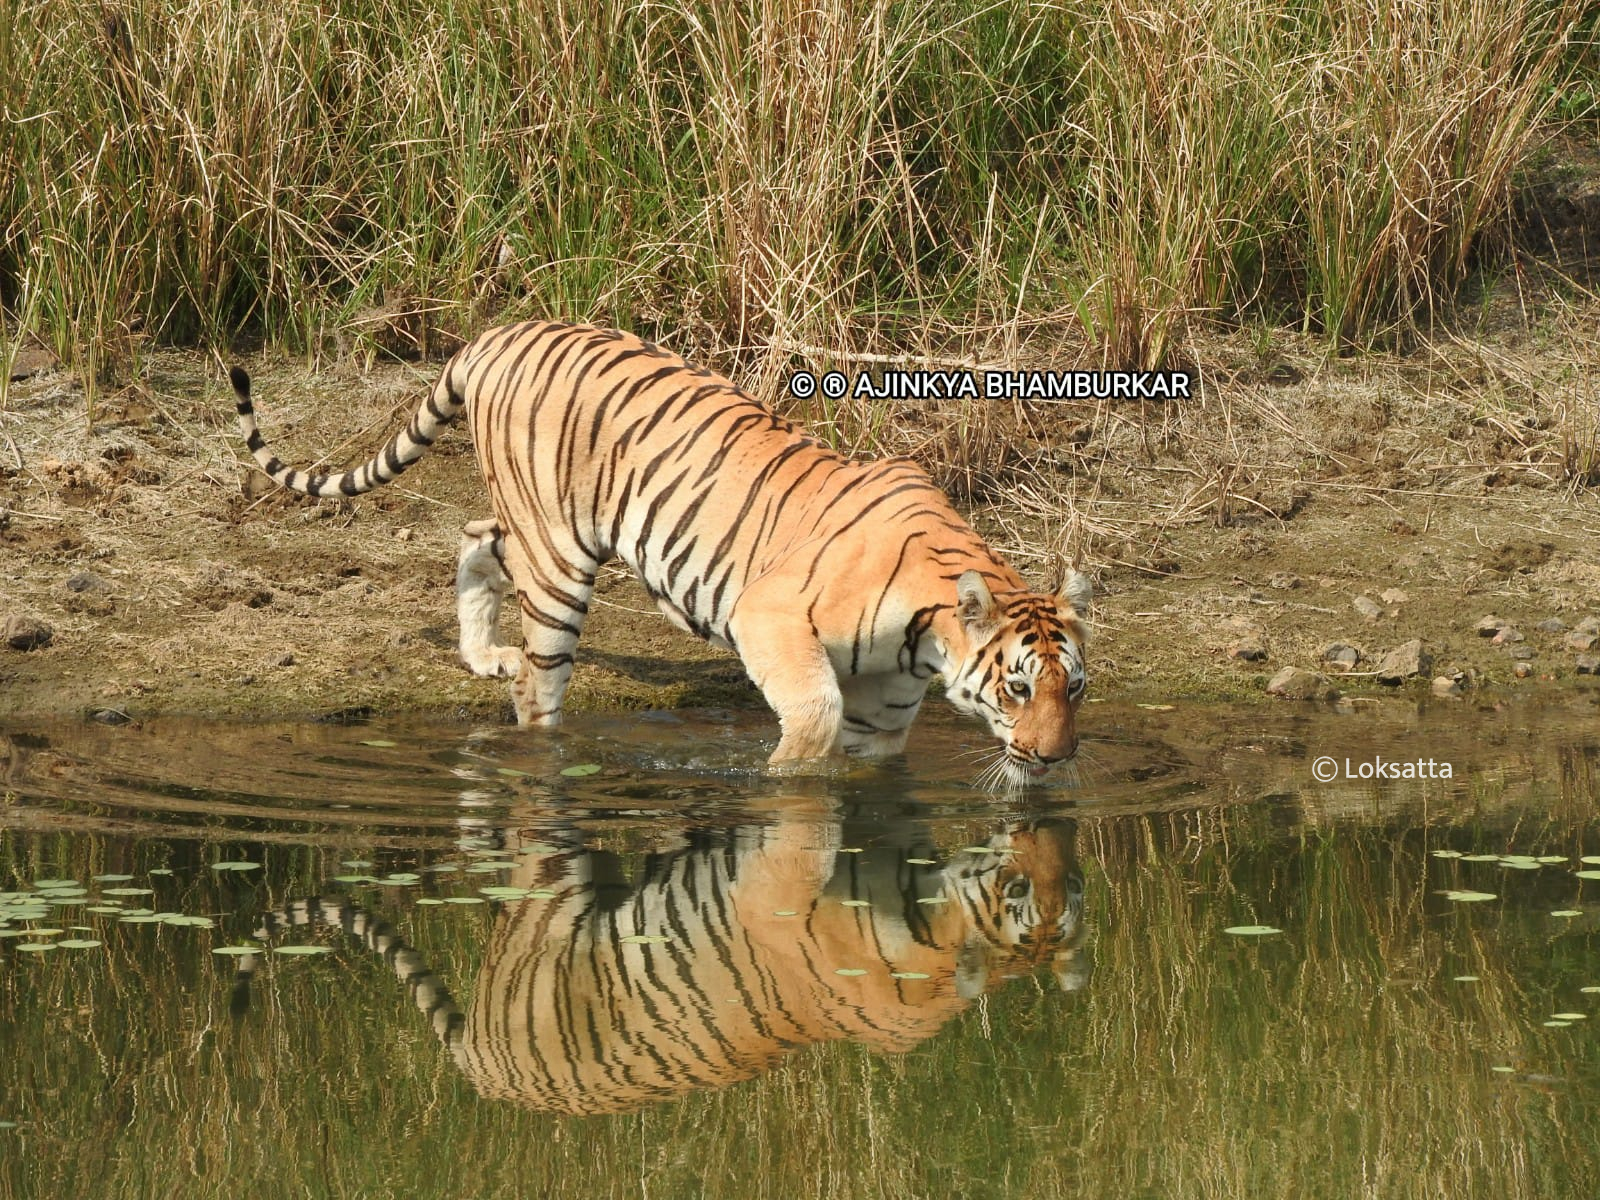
245, 810, 1087, 1115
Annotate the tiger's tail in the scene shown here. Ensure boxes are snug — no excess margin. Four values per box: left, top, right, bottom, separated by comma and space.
230, 358, 465, 499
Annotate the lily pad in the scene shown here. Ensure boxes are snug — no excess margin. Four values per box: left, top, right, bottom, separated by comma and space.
92, 874, 135, 882
841, 900, 871, 908
211, 945, 261, 956
101, 887, 153, 897
57, 939, 102, 950
272, 945, 332, 956
1224, 925, 1282, 936
341, 860, 375, 870
1440, 890, 1497, 902
1553, 1012, 1588, 1020
359, 739, 397, 748
210, 862, 262, 872
1551, 910, 1583, 918
1575, 871, 1600, 881
1431, 850, 1463, 859
444, 897, 485, 905
14, 943, 57, 953
905, 858, 937, 866
148, 869, 175, 876
559, 763, 602, 778
1453, 975, 1480, 982
414, 898, 445, 906
834, 968, 868, 976
891, 971, 931, 980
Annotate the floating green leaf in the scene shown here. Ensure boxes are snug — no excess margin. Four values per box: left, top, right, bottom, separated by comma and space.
1551, 910, 1583, 918
414, 898, 444, 906
101, 887, 153, 897
1453, 975, 1480, 982
496, 767, 531, 777
92, 874, 135, 882
148, 869, 175, 876
834, 968, 868, 976
1490, 1066, 1515, 1074
333, 875, 379, 885
341, 860, 374, 869
1461, 854, 1500, 862
1440, 890, 1497, 902
272, 945, 332, 956
1553, 1012, 1588, 1020
23, 928, 63, 937
57, 939, 102, 950
891, 971, 931, 980
15, 943, 57, 953
210, 862, 262, 872
1575, 871, 1600, 880
1544, 1020, 1571, 1028
1431, 850, 1463, 859
841, 900, 871, 908
559, 763, 602, 777
905, 858, 936, 866
772, 910, 798, 917
444, 897, 485, 905
1224, 925, 1282, 936
211, 945, 261, 956
916, 897, 950, 906
359, 739, 397, 748
30, 879, 77, 888
839, 848, 863, 854
162, 915, 216, 928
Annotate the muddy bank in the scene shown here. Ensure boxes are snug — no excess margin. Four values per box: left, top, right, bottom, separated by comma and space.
1, 336, 1596, 733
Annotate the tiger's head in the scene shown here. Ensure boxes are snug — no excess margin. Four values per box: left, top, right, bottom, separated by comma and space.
943, 568, 1091, 789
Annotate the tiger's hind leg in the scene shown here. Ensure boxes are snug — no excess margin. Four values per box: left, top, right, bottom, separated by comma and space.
456, 519, 523, 678
497, 535, 599, 728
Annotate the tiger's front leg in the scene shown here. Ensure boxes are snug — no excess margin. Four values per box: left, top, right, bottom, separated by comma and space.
729, 597, 845, 765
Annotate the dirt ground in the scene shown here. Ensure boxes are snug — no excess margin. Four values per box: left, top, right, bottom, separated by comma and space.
2, 166, 1598, 728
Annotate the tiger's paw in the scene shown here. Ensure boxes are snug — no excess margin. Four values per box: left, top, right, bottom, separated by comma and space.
462, 645, 523, 678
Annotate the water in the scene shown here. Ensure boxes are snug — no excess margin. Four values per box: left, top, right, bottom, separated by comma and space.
2, 696, 1599, 1199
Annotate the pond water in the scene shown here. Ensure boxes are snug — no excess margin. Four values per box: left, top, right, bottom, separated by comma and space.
2, 695, 1600, 1199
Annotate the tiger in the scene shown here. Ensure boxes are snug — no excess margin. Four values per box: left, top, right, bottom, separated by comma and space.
231, 320, 1091, 786
236, 810, 1088, 1115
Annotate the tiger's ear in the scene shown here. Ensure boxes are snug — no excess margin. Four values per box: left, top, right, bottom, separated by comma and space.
955, 570, 999, 634
1058, 568, 1092, 618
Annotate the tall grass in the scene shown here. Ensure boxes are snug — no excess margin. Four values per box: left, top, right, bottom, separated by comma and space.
0, 0, 1586, 399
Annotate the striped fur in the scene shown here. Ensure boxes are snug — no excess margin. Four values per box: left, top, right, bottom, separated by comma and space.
233, 320, 1091, 785
238, 817, 1087, 1115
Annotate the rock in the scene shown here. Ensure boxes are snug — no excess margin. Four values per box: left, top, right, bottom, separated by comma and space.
1514, 661, 1534, 679
1322, 642, 1362, 669
1491, 626, 1524, 645
1266, 667, 1339, 701
1475, 614, 1507, 637
65, 570, 109, 594
1374, 639, 1432, 685
1575, 616, 1600, 638
1431, 676, 1463, 697
63, 569, 115, 615
272, 652, 296, 668
1267, 571, 1301, 590
3, 615, 53, 651
1353, 595, 1384, 622
1380, 588, 1409, 605
1536, 618, 1568, 635
1228, 638, 1268, 663
1567, 632, 1598, 652
1577, 655, 1600, 676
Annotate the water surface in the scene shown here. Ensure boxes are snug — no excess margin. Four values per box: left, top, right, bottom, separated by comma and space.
3, 696, 1599, 1198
